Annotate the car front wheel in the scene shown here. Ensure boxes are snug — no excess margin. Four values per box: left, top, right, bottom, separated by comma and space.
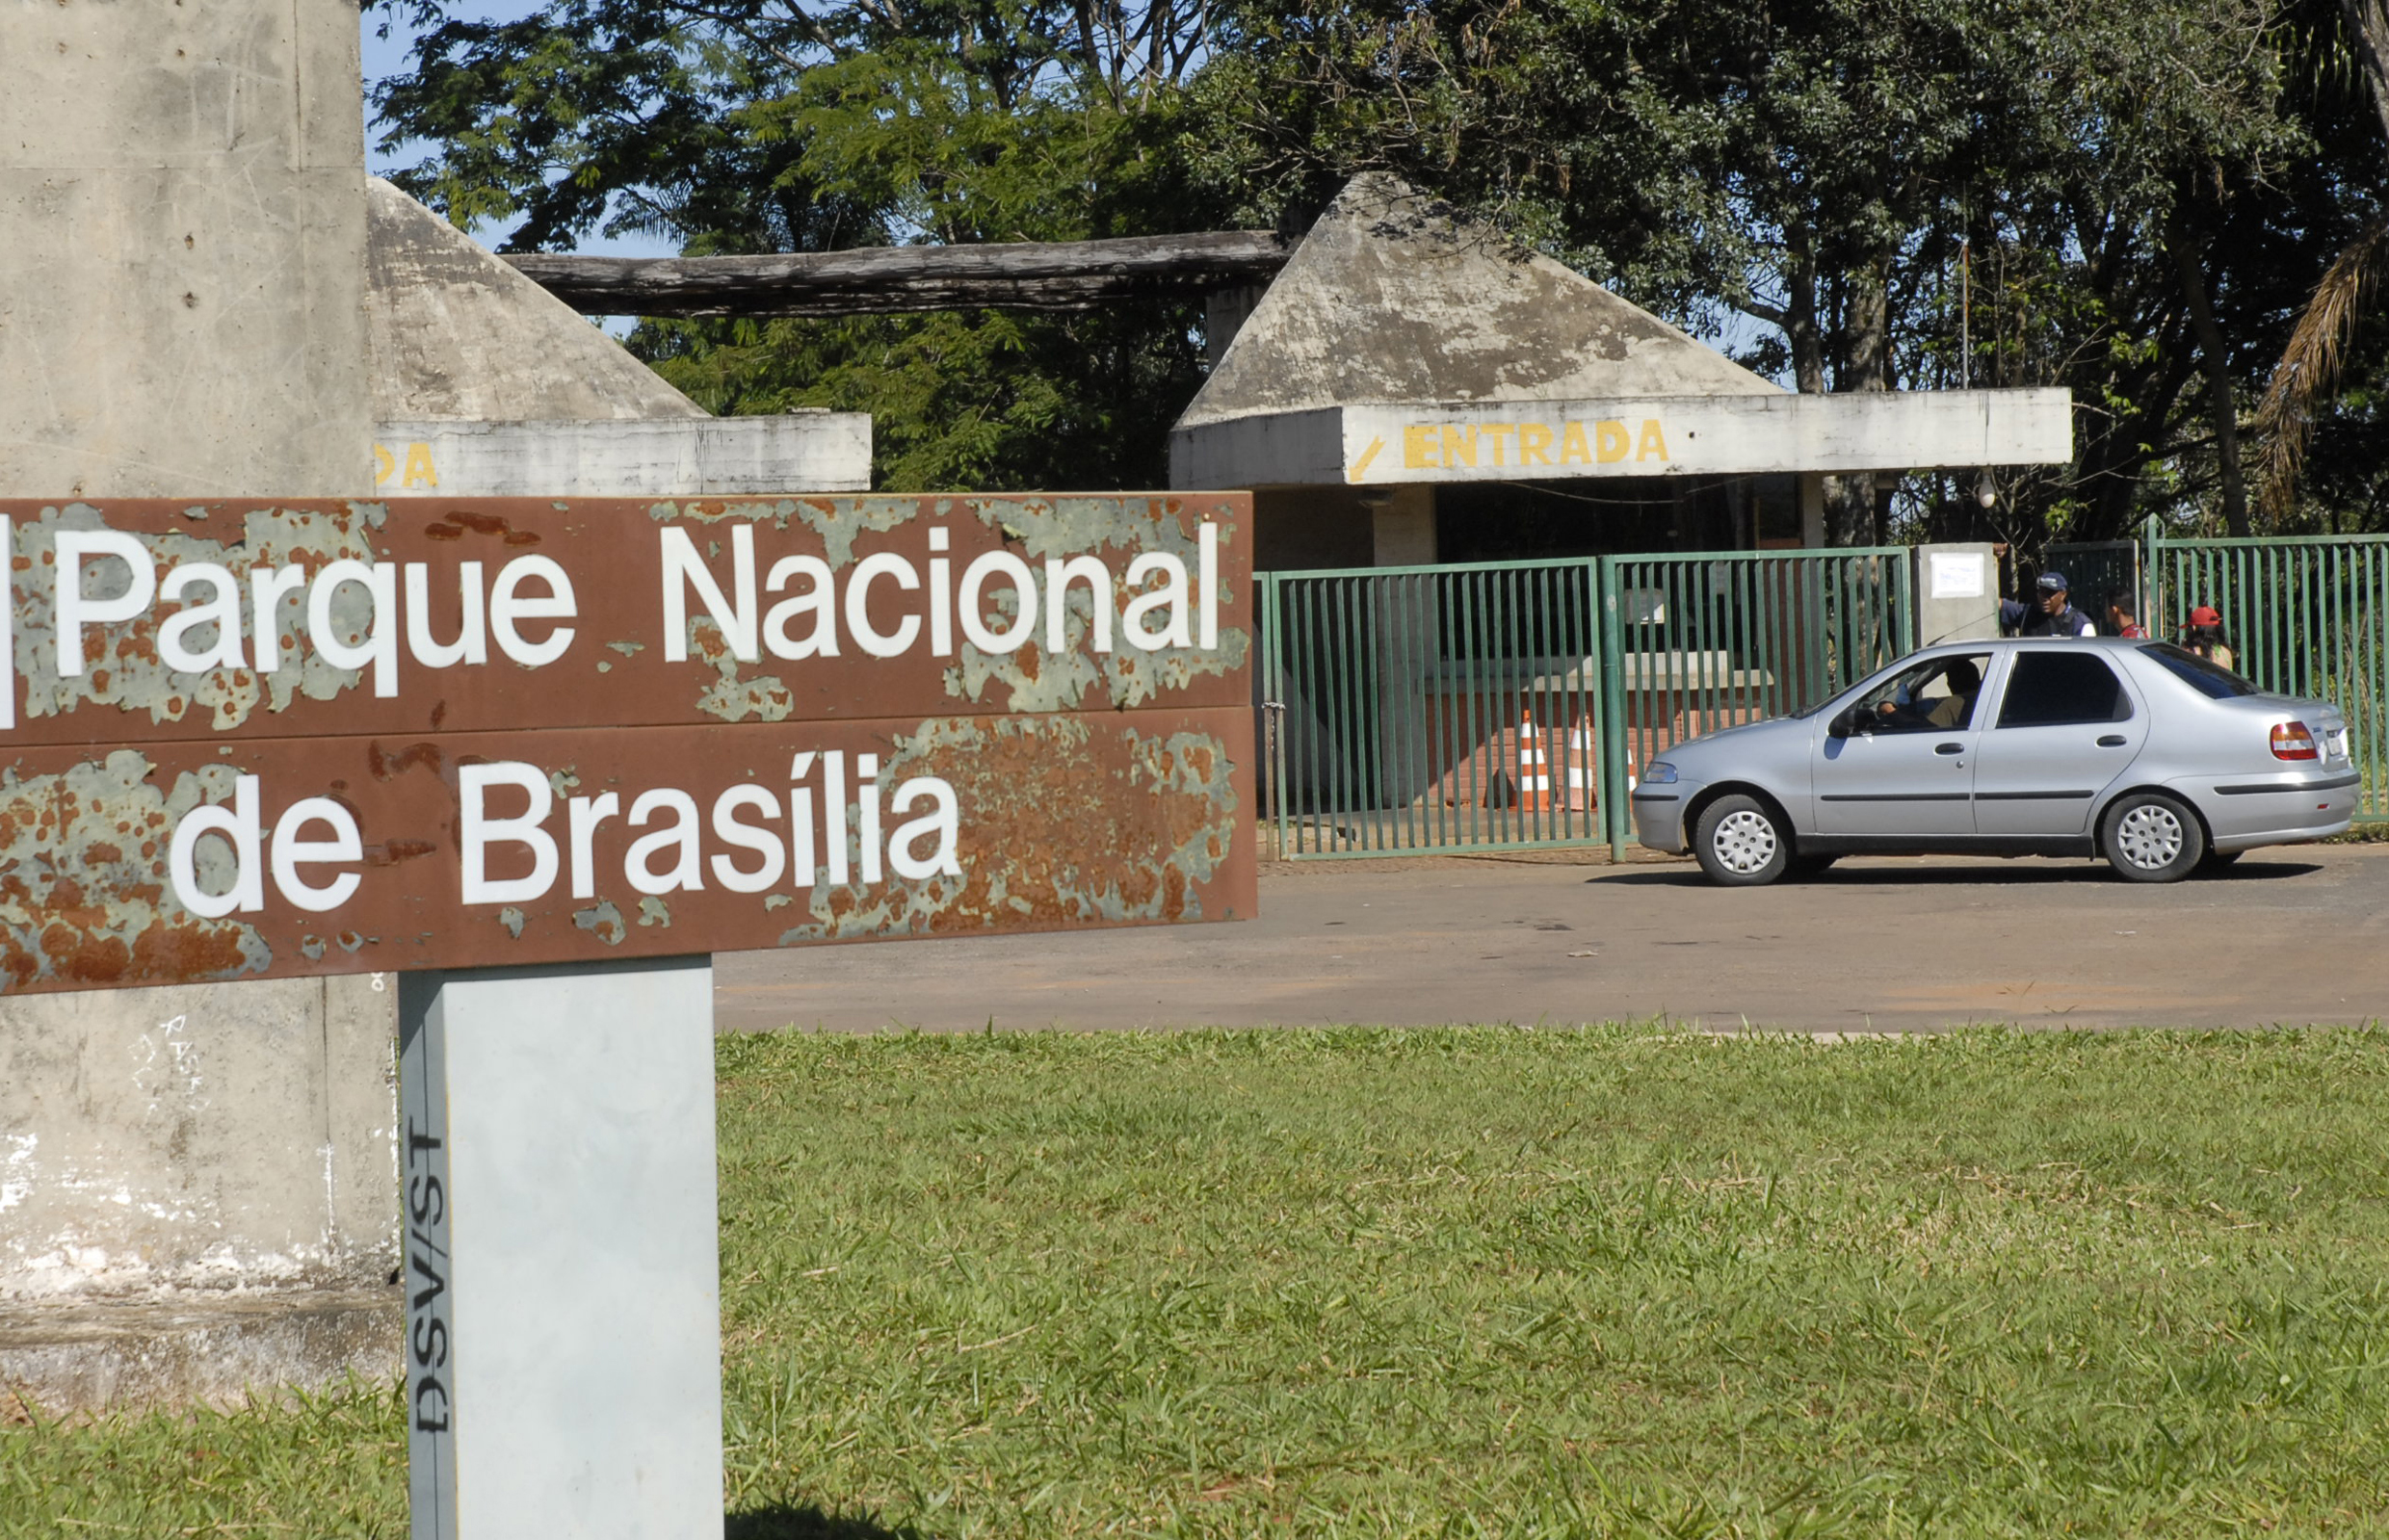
2101, 792, 2205, 883
1693, 795, 1791, 886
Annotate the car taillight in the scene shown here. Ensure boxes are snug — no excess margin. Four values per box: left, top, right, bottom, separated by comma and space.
2271, 721, 2319, 761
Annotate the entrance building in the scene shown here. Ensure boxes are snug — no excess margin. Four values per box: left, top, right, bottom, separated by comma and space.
1172, 177, 2073, 857
1169, 173, 2070, 569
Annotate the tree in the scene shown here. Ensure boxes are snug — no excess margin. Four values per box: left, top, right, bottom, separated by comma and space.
373, 0, 2360, 542
371, 0, 1222, 489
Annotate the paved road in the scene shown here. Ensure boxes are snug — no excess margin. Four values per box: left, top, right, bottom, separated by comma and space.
714, 845, 2389, 1032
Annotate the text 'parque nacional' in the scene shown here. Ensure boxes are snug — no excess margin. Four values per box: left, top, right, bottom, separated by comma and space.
0, 495, 1256, 995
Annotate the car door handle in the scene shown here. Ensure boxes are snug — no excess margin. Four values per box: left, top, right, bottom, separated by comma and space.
1934, 743, 1965, 756
2097, 735, 2127, 747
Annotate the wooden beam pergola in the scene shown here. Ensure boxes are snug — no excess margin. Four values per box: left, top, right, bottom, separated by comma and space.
502, 231, 1292, 318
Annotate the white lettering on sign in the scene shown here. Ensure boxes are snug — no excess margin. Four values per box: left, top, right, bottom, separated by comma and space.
455, 751, 961, 909
659, 527, 1219, 664
50, 538, 578, 689
42, 517, 1201, 693
167, 775, 367, 918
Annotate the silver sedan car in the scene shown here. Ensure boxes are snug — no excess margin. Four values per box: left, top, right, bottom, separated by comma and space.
1633, 638, 2357, 884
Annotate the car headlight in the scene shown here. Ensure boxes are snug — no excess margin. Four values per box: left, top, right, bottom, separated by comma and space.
1642, 762, 1679, 785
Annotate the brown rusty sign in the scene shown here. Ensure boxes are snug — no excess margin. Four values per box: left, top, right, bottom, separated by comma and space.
0, 495, 1254, 994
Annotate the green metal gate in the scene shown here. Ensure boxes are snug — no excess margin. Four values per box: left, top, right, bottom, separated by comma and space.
2150, 531, 2389, 816
1259, 549, 1914, 859
2046, 538, 2143, 625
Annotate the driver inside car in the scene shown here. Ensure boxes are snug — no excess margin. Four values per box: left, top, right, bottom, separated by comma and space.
1873, 657, 1983, 731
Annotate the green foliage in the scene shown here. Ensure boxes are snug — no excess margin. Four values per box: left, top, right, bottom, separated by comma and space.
13, 1027, 2389, 1535
368, 0, 2389, 534
635, 307, 1204, 490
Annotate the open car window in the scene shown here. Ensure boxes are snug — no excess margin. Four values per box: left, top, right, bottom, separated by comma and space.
2139, 642, 2261, 698
1850, 653, 1992, 733
1997, 651, 2134, 727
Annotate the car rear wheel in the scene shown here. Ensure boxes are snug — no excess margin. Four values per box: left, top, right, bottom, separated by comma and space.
2101, 793, 2205, 883
1693, 795, 1791, 886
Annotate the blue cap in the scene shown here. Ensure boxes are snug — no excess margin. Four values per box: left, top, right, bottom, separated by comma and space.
2036, 571, 2069, 593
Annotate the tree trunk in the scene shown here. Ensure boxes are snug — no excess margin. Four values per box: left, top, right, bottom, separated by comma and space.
1826, 256, 1890, 546
2344, 0, 2389, 154
1785, 227, 1825, 395
2167, 228, 2250, 535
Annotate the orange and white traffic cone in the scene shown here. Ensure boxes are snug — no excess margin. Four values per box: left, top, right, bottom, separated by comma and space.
1518, 710, 1553, 811
1563, 721, 1597, 811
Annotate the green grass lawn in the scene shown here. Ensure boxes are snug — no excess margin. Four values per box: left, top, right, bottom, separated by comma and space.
8, 1027, 2389, 1537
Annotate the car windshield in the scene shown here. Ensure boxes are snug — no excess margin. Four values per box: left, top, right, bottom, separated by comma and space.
2138, 642, 2261, 699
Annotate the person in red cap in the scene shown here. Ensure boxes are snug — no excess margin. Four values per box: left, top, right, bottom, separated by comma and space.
2183, 605, 2237, 670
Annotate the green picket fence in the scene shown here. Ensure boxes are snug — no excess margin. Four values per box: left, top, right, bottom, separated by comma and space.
2150, 531, 2389, 817
1259, 550, 1913, 858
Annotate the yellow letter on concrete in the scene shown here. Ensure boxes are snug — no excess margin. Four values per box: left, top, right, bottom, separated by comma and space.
403, 442, 440, 489
1596, 421, 1631, 463
1560, 423, 1593, 464
1636, 419, 1668, 461
1480, 424, 1516, 467
1403, 425, 1441, 469
1441, 426, 1479, 468
373, 443, 397, 487
1518, 423, 1554, 465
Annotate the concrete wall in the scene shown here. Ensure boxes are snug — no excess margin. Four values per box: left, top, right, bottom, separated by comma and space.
0, 0, 398, 1337
0, 0, 373, 497
373, 414, 872, 497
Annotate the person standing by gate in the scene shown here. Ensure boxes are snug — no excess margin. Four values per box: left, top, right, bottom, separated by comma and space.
2108, 593, 2149, 638
2183, 605, 2238, 670
2000, 571, 2098, 638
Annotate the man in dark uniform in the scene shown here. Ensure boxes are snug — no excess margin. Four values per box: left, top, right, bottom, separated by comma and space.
1999, 570, 2097, 638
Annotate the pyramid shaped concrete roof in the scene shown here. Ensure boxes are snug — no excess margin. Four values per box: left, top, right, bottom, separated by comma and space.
365, 178, 708, 422
1176, 174, 1780, 432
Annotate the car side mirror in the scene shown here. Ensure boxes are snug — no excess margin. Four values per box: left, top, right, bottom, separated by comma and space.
1828, 706, 1857, 739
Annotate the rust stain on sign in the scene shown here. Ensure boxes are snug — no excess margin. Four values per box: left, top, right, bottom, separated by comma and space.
0, 496, 1255, 994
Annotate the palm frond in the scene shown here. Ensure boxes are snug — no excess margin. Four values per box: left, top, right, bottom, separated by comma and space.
2255, 216, 2389, 525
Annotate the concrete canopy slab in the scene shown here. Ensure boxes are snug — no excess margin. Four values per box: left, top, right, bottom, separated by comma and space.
372, 415, 872, 495
1173, 388, 2076, 490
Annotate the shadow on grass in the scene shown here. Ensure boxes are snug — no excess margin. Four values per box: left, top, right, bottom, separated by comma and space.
728, 1504, 933, 1540
1593, 860, 2323, 887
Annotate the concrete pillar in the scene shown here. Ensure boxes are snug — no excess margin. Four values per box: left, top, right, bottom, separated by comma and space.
1366, 486, 1437, 814
1368, 484, 1437, 567
1203, 284, 1269, 367
1798, 472, 1827, 549
0, 0, 395, 1405
1915, 542, 2001, 644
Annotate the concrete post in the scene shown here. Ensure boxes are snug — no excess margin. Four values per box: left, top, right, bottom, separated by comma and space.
0, 0, 395, 1401
1914, 542, 2001, 645
1798, 473, 1828, 549
1370, 487, 1437, 814
400, 959, 722, 1540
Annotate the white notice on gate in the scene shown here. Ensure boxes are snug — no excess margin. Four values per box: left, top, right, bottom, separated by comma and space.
1930, 552, 1986, 599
